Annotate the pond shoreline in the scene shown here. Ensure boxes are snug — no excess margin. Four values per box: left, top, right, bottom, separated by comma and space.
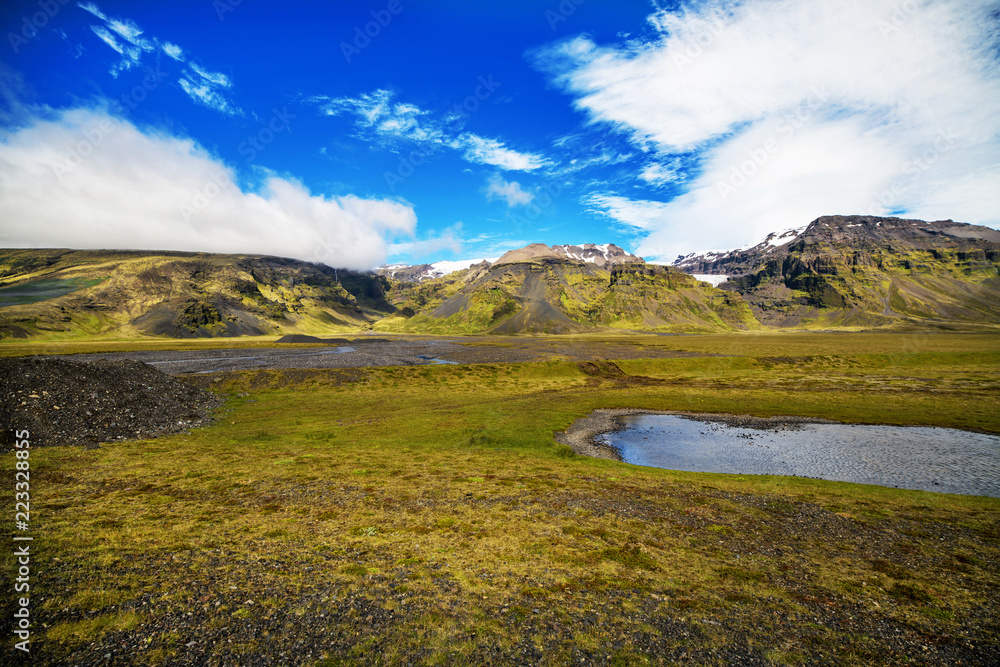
556, 409, 839, 461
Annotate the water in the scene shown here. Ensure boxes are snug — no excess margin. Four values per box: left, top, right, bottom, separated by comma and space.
416, 355, 459, 365
599, 415, 1000, 497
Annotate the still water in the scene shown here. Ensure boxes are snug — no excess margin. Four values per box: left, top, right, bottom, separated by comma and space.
599, 415, 1000, 497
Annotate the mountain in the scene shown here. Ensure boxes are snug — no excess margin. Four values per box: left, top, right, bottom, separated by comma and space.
376, 245, 757, 335
4, 219, 999, 340
673, 216, 1000, 327
0, 249, 393, 339
674, 226, 807, 277
376, 258, 496, 283
381, 243, 643, 283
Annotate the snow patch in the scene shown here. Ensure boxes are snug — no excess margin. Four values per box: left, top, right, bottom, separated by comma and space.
424, 258, 497, 279
691, 274, 729, 287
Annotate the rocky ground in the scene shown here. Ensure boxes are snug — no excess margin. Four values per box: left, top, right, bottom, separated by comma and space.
52, 335, 712, 374
0, 356, 222, 449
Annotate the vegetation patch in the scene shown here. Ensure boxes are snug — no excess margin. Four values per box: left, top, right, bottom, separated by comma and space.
1, 332, 998, 665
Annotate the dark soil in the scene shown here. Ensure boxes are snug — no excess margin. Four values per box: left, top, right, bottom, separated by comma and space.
0, 356, 222, 449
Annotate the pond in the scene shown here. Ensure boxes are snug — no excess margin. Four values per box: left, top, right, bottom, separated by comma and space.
598, 414, 1000, 497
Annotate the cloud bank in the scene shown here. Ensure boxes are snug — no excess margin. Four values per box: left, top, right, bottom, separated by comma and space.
0, 107, 416, 270
535, 0, 1000, 259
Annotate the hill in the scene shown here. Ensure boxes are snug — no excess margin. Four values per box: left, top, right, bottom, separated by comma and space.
674, 216, 1000, 327
0, 249, 393, 339
376, 246, 758, 334
3, 216, 999, 340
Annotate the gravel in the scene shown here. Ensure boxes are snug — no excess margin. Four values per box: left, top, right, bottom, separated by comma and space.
0, 356, 222, 449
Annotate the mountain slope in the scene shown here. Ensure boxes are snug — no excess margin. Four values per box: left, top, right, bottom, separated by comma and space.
378, 249, 758, 334
379, 243, 643, 283
0, 249, 393, 339
675, 216, 1000, 327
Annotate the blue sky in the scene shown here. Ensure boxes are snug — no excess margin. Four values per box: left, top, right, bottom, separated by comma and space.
1, 0, 998, 270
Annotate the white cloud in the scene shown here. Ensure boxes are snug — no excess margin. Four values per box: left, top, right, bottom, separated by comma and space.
178, 78, 242, 117
485, 174, 534, 207
0, 107, 416, 271
316, 89, 443, 144
90, 25, 126, 57
80, 3, 153, 76
78, 3, 241, 116
162, 42, 184, 61
179, 64, 240, 115
387, 222, 464, 261
189, 63, 231, 88
585, 195, 672, 233
639, 160, 682, 186
457, 134, 549, 172
536, 0, 1000, 257
314, 89, 550, 172
77, 2, 108, 21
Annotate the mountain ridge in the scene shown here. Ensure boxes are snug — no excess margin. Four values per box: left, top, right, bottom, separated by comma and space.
672, 216, 1000, 327
3, 216, 999, 339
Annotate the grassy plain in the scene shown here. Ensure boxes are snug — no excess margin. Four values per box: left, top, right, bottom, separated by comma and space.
2, 332, 999, 665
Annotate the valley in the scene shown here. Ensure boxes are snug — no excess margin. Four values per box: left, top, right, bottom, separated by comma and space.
2, 216, 1000, 665
2, 331, 998, 665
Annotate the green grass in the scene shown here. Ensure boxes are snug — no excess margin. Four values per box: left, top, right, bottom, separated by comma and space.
2, 332, 999, 665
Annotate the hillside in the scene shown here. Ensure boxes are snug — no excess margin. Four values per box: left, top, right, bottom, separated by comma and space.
0, 249, 394, 339
3, 217, 999, 340
376, 246, 758, 335
674, 216, 1000, 327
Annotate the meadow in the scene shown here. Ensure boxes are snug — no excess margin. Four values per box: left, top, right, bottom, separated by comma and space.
2, 331, 999, 665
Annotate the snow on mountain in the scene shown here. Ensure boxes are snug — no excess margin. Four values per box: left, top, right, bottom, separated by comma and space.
383, 243, 644, 281
550, 243, 644, 267
673, 225, 807, 273
428, 258, 497, 277
691, 275, 730, 287
376, 258, 497, 282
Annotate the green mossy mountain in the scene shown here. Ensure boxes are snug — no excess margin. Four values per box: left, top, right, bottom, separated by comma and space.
0, 249, 393, 339
376, 253, 759, 334
2, 215, 999, 339
677, 216, 1000, 328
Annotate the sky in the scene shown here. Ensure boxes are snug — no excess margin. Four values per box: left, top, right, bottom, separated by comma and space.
0, 0, 998, 270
